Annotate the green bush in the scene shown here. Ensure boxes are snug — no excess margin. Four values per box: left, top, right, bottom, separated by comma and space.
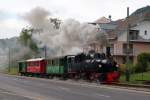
119, 64, 126, 74
130, 64, 137, 73
147, 62, 150, 71
119, 63, 135, 74
135, 53, 150, 73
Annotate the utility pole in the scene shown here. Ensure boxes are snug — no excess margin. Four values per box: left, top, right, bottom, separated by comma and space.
8, 48, 10, 73
125, 7, 130, 82
44, 45, 47, 59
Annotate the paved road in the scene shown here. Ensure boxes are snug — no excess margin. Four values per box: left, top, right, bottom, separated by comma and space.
0, 74, 149, 100
0, 88, 32, 100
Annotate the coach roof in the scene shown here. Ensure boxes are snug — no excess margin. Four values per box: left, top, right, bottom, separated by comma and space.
26, 58, 45, 62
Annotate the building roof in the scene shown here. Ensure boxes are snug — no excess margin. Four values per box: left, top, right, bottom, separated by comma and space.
115, 5, 150, 29
131, 5, 150, 16
26, 58, 45, 62
91, 6, 150, 41
108, 6, 150, 38
94, 17, 111, 24
130, 40, 150, 43
105, 19, 125, 39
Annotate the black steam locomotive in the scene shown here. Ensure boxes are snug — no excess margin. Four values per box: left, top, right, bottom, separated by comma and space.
67, 49, 120, 82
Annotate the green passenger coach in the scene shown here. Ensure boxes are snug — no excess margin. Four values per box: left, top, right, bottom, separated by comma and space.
45, 55, 74, 78
18, 61, 27, 75
46, 57, 65, 75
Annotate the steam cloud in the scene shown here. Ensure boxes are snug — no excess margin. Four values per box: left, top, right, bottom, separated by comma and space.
0, 7, 108, 71
23, 7, 107, 58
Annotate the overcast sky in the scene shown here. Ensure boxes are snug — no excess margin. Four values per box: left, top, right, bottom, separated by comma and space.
0, 0, 149, 39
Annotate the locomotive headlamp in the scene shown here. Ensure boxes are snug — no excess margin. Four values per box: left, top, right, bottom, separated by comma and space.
96, 59, 101, 62
102, 59, 107, 64
90, 54, 94, 58
91, 60, 94, 63
116, 64, 119, 67
86, 60, 90, 63
99, 64, 102, 68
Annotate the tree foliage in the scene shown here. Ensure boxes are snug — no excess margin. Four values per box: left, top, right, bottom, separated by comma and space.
135, 53, 150, 72
50, 18, 61, 29
18, 28, 38, 53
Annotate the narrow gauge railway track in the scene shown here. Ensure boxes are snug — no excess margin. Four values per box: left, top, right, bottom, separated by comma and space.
106, 82, 150, 92
67, 79, 150, 91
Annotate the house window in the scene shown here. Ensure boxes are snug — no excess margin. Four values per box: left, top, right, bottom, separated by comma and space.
129, 30, 139, 40
123, 57, 126, 64
123, 43, 133, 54
144, 30, 147, 35
110, 44, 114, 54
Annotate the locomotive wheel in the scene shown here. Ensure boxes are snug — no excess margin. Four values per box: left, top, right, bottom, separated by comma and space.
49, 75, 54, 79
69, 74, 74, 79
62, 74, 68, 80
19, 73, 23, 76
74, 73, 81, 80
89, 75, 94, 81
81, 73, 87, 80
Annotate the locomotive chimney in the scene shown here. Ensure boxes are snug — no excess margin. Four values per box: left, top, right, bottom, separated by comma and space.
108, 15, 112, 21
106, 46, 111, 57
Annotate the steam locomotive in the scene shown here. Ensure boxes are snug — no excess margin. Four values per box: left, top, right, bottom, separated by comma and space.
18, 48, 120, 83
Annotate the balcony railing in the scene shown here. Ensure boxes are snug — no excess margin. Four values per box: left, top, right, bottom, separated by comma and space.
123, 49, 133, 54
111, 48, 135, 56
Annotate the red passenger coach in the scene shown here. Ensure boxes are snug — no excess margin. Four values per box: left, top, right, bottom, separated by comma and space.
26, 58, 46, 74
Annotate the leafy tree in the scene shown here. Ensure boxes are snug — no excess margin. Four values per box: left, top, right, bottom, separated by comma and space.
135, 53, 150, 72
19, 28, 32, 46
28, 39, 38, 52
50, 18, 61, 29
18, 28, 38, 53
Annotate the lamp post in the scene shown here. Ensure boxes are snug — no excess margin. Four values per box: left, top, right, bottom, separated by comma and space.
125, 7, 130, 82
44, 45, 47, 59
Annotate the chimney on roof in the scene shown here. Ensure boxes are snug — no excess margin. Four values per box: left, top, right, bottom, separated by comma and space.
127, 7, 129, 18
108, 15, 112, 21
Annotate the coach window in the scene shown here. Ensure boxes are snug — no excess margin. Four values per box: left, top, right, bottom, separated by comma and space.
37, 61, 39, 66
32, 62, 34, 66
50, 60, 52, 65
34, 62, 36, 66
49, 60, 52, 66
67, 57, 71, 63
48, 60, 51, 65
54, 59, 56, 66
28, 62, 30, 66
30, 62, 32, 66
33, 62, 35, 66
31, 62, 33, 66
56, 59, 59, 66
52, 60, 54, 66
33, 62, 36, 66
29, 62, 31, 66
60, 58, 64, 66
56, 59, 58, 66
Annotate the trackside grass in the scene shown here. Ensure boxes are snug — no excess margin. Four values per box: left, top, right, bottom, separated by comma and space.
4, 67, 19, 75
119, 71, 150, 84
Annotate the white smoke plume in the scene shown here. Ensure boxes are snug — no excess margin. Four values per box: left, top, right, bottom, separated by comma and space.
0, 38, 34, 71
23, 7, 105, 58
